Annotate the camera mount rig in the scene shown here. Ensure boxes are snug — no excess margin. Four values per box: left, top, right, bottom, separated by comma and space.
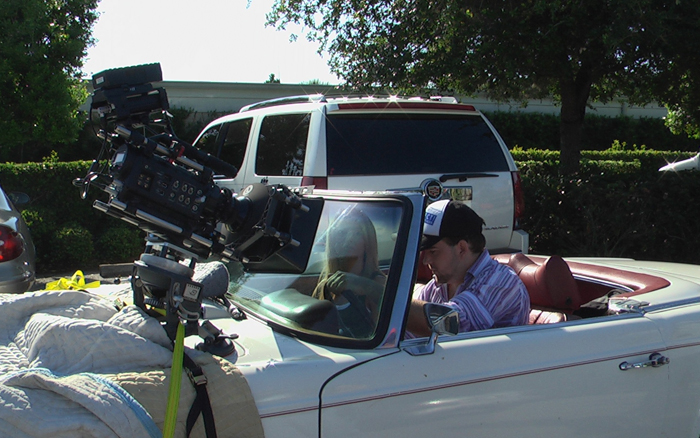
75, 63, 308, 354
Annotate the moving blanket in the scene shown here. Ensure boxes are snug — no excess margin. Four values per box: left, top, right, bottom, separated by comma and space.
0, 290, 264, 438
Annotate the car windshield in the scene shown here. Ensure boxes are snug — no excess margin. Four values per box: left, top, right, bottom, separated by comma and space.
226, 197, 405, 345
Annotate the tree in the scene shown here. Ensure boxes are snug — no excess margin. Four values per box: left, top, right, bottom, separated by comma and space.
0, 0, 99, 162
644, 3, 700, 142
265, 73, 281, 84
268, 0, 700, 173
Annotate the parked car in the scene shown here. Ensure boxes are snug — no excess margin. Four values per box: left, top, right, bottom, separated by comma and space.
0, 186, 35, 293
193, 95, 528, 254
180, 189, 700, 438
659, 151, 700, 171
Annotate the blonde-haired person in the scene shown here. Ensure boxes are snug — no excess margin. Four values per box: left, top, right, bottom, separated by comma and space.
313, 208, 386, 338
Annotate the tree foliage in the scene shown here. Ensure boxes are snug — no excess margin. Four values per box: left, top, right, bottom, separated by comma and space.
0, 0, 99, 162
265, 73, 282, 84
646, 2, 700, 142
268, 0, 700, 173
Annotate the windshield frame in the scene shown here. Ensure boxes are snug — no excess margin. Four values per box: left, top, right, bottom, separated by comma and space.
226, 191, 417, 350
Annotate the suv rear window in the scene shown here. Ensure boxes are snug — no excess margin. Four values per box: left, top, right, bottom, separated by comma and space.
325, 113, 509, 175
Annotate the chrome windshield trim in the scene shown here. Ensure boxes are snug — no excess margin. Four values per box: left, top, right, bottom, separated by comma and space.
376, 192, 426, 349
643, 296, 700, 313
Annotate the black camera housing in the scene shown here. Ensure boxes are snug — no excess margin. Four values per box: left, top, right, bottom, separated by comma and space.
84, 63, 305, 263
77, 63, 311, 347
91, 63, 169, 126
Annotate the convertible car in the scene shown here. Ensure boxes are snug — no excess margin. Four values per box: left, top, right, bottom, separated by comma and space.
3, 189, 700, 437
191, 189, 700, 438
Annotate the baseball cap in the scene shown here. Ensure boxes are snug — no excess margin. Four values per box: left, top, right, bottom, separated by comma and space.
420, 200, 485, 250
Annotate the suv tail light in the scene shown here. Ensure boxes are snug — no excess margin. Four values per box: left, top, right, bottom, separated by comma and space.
511, 171, 525, 230
0, 225, 23, 262
300, 177, 327, 190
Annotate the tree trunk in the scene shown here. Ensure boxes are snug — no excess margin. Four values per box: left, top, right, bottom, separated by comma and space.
558, 75, 593, 175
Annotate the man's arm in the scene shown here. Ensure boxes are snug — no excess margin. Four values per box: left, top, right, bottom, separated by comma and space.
406, 299, 432, 337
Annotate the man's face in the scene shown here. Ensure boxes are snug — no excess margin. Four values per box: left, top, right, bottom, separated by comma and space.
421, 239, 463, 285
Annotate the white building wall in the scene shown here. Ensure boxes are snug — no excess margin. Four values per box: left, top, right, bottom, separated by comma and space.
83, 80, 668, 119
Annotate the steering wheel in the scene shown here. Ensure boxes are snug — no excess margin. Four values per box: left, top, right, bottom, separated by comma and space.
341, 289, 375, 331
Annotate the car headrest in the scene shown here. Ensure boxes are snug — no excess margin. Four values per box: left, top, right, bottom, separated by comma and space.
506, 252, 536, 275
513, 254, 582, 312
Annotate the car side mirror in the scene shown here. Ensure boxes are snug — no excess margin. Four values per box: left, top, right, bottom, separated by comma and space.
425, 302, 459, 336
405, 303, 459, 356
8, 192, 30, 208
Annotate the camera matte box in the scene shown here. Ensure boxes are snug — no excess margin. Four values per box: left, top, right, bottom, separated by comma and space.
93, 63, 163, 90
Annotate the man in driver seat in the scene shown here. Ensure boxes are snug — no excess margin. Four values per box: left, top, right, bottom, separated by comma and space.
408, 200, 530, 336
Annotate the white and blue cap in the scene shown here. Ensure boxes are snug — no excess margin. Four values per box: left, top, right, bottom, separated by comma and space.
421, 200, 485, 250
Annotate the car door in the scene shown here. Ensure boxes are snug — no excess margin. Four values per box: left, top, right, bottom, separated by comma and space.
319, 315, 669, 438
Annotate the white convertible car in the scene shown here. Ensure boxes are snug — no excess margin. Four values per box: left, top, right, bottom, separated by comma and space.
193, 189, 700, 438
3, 189, 700, 437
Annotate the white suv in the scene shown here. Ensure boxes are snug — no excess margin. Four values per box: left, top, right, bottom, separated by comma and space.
193, 95, 528, 254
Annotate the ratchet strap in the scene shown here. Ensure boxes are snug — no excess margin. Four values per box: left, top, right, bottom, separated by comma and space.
162, 321, 217, 438
45, 270, 100, 291
183, 353, 217, 438
163, 322, 185, 438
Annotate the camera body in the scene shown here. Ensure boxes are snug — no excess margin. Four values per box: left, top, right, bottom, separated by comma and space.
87, 63, 303, 262
78, 63, 307, 348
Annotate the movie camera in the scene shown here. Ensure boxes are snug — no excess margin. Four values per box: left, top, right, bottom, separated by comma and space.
75, 63, 308, 353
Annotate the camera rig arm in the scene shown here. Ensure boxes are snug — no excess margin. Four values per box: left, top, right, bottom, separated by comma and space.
76, 62, 309, 351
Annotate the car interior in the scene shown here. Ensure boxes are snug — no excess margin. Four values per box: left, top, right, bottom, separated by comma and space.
496, 253, 670, 322
417, 251, 672, 324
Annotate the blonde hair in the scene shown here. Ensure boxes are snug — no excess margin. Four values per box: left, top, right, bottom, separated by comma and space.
312, 208, 383, 300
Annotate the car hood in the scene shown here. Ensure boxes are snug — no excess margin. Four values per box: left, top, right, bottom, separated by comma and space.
193, 306, 383, 418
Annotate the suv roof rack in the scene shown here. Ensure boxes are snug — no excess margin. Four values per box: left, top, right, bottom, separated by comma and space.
323, 93, 459, 102
240, 94, 327, 112
240, 94, 463, 113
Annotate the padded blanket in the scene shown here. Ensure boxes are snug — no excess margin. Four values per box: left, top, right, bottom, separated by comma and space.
0, 290, 264, 438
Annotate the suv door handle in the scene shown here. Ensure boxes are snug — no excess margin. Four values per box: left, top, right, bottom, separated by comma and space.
619, 352, 670, 371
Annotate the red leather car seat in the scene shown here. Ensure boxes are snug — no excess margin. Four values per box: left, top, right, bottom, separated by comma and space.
507, 253, 583, 313
416, 251, 433, 284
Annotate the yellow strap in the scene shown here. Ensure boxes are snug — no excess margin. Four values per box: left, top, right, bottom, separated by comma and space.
163, 322, 185, 438
45, 270, 100, 291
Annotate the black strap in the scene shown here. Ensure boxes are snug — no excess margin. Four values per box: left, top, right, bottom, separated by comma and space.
183, 353, 217, 438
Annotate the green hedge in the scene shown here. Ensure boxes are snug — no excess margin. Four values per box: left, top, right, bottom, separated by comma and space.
513, 149, 700, 263
0, 160, 144, 273
485, 111, 699, 151
3, 152, 700, 274
511, 149, 697, 172
519, 159, 700, 264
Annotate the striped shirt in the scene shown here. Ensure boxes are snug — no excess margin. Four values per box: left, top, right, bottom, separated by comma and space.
416, 250, 530, 332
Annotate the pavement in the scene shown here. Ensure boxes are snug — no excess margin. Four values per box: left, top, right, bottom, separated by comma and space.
30, 263, 134, 292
